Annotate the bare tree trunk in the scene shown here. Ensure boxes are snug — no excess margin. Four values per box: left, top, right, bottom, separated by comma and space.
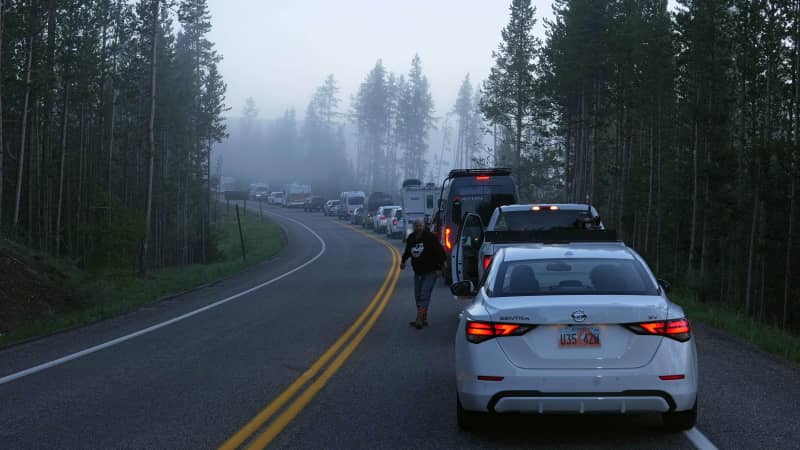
786, 1, 800, 328
785, 174, 795, 328
515, 104, 522, 173
206, 139, 211, 262
700, 175, 710, 284
645, 125, 654, 256
140, 0, 159, 275
745, 179, 759, 316
655, 97, 663, 274
688, 90, 700, 274
107, 89, 117, 194
14, 36, 34, 226
0, 0, 5, 232
56, 84, 69, 255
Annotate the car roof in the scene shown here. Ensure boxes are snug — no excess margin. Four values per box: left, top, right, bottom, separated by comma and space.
501, 243, 633, 262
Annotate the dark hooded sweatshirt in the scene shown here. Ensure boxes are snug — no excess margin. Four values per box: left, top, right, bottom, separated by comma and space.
402, 229, 446, 275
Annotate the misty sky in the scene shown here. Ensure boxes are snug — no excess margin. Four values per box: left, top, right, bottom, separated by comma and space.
206, 0, 557, 120
207, 1, 679, 122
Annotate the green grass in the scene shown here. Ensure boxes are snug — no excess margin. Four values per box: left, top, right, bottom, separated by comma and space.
671, 291, 800, 364
0, 210, 284, 348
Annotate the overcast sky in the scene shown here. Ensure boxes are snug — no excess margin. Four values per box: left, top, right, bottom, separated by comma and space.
206, 0, 558, 120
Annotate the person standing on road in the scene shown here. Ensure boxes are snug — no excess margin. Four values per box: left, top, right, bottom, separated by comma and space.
400, 218, 446, 330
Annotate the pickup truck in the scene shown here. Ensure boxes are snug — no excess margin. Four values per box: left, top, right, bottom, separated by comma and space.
452, 203, 609, 287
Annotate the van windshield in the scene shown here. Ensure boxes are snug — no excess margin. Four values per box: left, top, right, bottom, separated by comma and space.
348, 197, 364, 205
451, 184, 516, 225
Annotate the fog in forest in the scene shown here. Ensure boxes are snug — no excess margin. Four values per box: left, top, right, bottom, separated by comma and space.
208, 0, 555, 197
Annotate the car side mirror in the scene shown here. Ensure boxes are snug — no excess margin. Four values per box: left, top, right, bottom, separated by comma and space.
450, 280, 475, 298
657, 278, 671, 294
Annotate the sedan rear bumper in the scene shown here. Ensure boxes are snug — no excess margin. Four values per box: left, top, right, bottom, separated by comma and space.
488, 390, 673, 414
456, 335, 698, 414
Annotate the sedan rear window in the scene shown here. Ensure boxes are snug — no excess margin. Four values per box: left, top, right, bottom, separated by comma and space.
490, 258, 658, 297
497, 210, 596, 231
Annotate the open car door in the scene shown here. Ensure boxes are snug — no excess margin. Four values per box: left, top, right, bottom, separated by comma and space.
452, 212, 485, 286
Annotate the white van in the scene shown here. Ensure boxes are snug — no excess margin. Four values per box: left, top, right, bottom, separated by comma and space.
339, 191, 366, 219
401, 180, 439, 240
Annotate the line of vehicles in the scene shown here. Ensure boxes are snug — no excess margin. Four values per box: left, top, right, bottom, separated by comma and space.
269, 168, 699, 433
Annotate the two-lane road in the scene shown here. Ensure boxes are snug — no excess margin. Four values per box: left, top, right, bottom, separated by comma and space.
1, 207, 799, 449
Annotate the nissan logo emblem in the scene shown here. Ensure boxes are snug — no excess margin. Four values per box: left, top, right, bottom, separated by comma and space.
571, 310, 587, 322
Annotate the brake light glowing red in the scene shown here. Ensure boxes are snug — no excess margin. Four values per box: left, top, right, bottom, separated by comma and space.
393, 219, 398, 225
626, 318, 691, 342
482, 255, 492, 271
475, 176, 490, 181
492, 323, 521, 336
465, 321, 534, 343
444, 227, 452, 250
466, 321, 493, 336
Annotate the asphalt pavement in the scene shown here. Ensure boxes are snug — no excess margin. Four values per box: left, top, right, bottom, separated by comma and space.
1, 206, 798, 449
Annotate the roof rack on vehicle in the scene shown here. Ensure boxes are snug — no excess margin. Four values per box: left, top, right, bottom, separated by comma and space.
402, 179, 423, 188
447, 168, 512, 178
484, 229, 619, 245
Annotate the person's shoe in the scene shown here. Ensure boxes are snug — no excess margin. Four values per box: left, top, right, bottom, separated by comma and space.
421, 307, 429, 327
409, 307, 424, 329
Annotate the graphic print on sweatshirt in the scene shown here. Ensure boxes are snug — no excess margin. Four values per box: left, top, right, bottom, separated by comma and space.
411, 242, 425, 258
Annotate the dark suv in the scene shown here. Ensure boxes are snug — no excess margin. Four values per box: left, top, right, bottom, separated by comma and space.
433, 168, 519, 284
303, 196, 324, 212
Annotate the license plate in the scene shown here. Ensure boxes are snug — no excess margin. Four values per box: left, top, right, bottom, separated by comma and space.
559, 326, 601, 347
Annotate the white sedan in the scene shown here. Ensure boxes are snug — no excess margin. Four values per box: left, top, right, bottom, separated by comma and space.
450, 243, 698, 432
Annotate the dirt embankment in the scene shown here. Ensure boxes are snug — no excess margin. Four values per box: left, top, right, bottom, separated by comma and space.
0, 240, 78, 336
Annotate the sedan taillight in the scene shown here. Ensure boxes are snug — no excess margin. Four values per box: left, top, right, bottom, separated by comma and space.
625, 318, 691, 342
466, 321, 535, 344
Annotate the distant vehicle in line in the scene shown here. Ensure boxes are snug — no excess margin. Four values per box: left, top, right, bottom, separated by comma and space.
364, 191, 394, 229
284, 183, 312, 208
339, 191, 366, 220
303, 196, 324, 212
324, 200, 340, 216
373, 205, 400, 233
268, 192, 285, 206
401, 179, 439, 242
385, 208, 405, 239
250, 183, 270, 201
351, 207, 364, 225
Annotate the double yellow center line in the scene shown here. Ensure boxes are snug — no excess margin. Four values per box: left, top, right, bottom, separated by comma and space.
220, 225, 401, 450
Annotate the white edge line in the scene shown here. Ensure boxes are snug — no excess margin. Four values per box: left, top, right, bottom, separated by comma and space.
0, 211, 326, 387
684, 428, 718, 450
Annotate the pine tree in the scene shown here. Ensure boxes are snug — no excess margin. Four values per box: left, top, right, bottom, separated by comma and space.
352, 60, 389, 189
453, 74, 474, 168
481, 0, 540, 175
398, 54, 435, 180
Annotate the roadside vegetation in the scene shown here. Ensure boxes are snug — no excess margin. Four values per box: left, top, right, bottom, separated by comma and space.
672, 291, 800, 365
0, 207, 283, 348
